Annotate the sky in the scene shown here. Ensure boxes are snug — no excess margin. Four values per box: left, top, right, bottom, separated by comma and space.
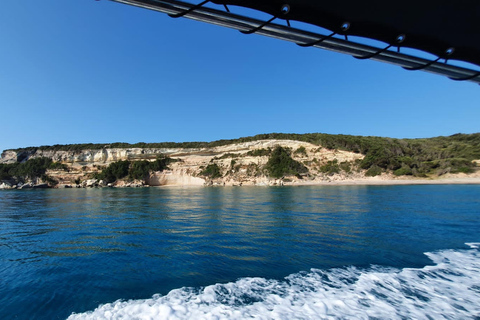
1, 0, 479, 153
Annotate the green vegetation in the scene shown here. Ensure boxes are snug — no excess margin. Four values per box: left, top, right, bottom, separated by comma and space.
94, 156, 174, 183
96, 160, 130, 183
365, 165, 382, 177
129, 161, 152, 180
200, 163, 222, 179
49, 162, 69, 171
339, 161, 352, 173
246, 163, 261, 176
394, 165, 413, 176
5, 133, 480, 178
294, 146, 307, 156
213, 153, 239, 160
265, 146, 308, 178
246, 148, 272, 157
318, 160, 353, 175
0, 157, 66, 184
319, 160, 340, 175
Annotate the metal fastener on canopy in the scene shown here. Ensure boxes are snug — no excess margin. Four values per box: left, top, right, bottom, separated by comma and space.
107, 0, 480, 85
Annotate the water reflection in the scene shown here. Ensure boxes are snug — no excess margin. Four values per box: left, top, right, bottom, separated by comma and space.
2, 186, 478, 267
1, 185, 480, 319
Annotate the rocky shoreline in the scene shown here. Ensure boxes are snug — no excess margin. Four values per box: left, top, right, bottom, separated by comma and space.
2, 175, 480, 190
0, 182, 50, 190
0, 179, 146, 190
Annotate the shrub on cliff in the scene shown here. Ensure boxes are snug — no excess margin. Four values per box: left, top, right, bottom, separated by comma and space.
319, 160, 340, 175
394, 165, 413, 176
49, 162, 69, 171
149, 155, 173, 172
0, 164, 13, 181
294, 146, 307, 156
340, 161, 352, 173
200, 164, 222, 179
246, 148, 272, 157
11, 157, 53, 179
97, 160, 130, 183
265, 146, 308, 179
0, 157, 61, 184
95, 156, 175, 183
129, 161, 151, 180
365, 165, 382, 177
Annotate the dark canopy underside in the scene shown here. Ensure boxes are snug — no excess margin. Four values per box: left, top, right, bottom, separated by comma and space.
212, 0, 480, 67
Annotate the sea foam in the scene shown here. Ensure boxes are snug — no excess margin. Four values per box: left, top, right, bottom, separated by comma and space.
68, 243, 480, 320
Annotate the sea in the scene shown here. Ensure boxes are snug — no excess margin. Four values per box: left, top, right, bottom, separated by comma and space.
0, 185, 479, 319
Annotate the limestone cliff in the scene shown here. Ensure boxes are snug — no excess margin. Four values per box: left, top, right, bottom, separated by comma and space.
1, 140, 365, 187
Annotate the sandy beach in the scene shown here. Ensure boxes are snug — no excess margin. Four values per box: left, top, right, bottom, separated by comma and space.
284, 173, 480, 186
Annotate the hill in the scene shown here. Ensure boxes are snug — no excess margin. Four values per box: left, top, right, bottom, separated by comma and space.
1, 133, 479, 188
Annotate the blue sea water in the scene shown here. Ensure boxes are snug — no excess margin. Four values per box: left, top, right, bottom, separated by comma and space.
0, 185, 479, 319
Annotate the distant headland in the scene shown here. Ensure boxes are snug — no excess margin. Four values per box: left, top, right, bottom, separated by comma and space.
1, 133, 479, 189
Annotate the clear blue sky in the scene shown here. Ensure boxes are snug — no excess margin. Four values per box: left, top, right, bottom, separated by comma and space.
1, 0, 479, 153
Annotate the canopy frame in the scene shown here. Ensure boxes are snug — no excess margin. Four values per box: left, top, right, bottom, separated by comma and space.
109, 0, 480, 85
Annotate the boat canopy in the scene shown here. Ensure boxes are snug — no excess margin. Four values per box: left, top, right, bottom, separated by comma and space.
110, 0, 480, 84
213, 1, 480, 67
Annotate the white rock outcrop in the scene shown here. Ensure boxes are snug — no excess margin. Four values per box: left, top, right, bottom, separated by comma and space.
0, 182, 13, 189
147, 171, 205, 186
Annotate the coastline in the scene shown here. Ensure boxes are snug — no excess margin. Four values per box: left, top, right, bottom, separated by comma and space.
160, 174, 480, 188
2, 137, 480, 190
2, 175, 480, 190
2, 174, 480, 190
284, 176, 480, 186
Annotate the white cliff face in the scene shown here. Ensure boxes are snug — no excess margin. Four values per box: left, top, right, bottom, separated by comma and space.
33, 148, 156, 163
1, 140, 367, 187
0, 151, 18, 164
146, 170, 205, 186
1, 140, 364, 165
1, 148, 173, 164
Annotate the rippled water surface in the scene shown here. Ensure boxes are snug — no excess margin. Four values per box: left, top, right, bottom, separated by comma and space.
1, 185, 479, 319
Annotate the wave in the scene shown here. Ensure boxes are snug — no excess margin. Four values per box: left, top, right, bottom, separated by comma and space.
68, 243, 480, 320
